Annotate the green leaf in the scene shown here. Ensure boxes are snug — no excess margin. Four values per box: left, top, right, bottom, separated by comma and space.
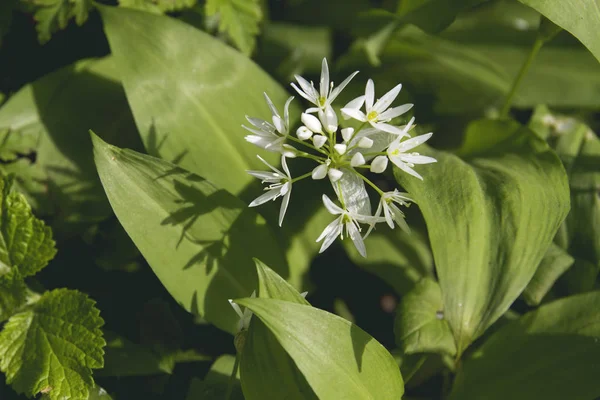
91, 133, 288, 333
22, 0, 93, 43
86, 386, 112, 400
119, 0, 196, 14
394, 278, 456, 356
186, 355, 243, 400
0, 273, 28, 323
0, 289, 105, 400
516, 0, 600, 63
395, 119, 570, 355
0, 176, 56, 277
523, 243, 574, 305
450, 291, 600, 400
99, 4, 321, 290
0, 57, 142, 235
396, 0, 489, 33
205, 0, 262, 55
254, 259, 308, 305
236, 297, 404, 399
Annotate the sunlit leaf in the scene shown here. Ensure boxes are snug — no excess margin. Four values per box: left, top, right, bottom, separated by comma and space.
205, 0, 262, 55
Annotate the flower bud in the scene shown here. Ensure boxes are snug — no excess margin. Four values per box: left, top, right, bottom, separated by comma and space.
312, 164, 328, 180
312, 135, 327, 149
328, 168, 344, 182
358, 137, 373, 149
341, 127, 354, 143
334, 144, 347, 155
318, 107, 338, 134
371, 156, 388, 173
296, 126, 313, 140
350, 152, 366, 167
282, 144, 298, 158
301, 113, 323, 133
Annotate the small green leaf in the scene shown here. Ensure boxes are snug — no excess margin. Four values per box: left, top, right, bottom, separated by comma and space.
395, 119, 570, 355
0, 289, 105, 400
91, 133, 288, 333
119, 0, 196, 13
451, 291, 600, 400
0, 176, 56, 277
394, 278, 456, 356
0, 272, 28, 323
22, 0, 93, 43
236, 297, 404, 399
205, 0, 262, 55
523, 243, 575, 306
516, 0, 600, 63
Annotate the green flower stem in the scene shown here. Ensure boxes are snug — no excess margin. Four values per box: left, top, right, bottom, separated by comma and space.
291, 171, 314, 183
297, 152, 326, 162
348, 122, 368, 144
225, 352, 241, 400
287, 135, 328, 155
499, 36, 544, 117
356, 171, 384, 196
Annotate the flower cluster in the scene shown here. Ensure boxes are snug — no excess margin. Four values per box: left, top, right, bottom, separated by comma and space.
243, 59, 436, 257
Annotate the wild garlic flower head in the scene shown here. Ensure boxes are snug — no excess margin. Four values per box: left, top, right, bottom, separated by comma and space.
242, 58, 436, 257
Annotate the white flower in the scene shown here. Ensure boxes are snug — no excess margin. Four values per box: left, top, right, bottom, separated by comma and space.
228, 291, 256, 332
291, 58, 359, 112
243, 94, 294, 152
387, 132, 437, 180
341, 79, 413, 135
377, 190, 413, 231
247, 155, 293, 226
318, 106, 338, 134
316, 195, 383, 258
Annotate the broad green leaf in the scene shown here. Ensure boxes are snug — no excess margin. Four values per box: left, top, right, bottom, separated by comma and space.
0, 273, 27, 323
0, 289, 105, 400
523, 243, 574, 305
394, 279, 456, 356
99, 5, 323, 288
0, 176, 55, 277
205, 0, 262, 55
86, 386, 112, 400
395, 0, 489, 33
91, 133, 288, 333
237, 298, 404, 399
119, 0, 196, 14
516, 0, 600, 63
0, 57, 141, 235
450, 291, 600, 400
186, 355, 243, 400
240, 259, 315, 400
21, 0, 93, 43
395, 119, 570, 355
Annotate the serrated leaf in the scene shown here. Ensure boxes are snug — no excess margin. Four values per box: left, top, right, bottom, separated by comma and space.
394, 278, 456, 356
236, 297, 404, 399
450, 291, 600, 400
23, 0, 93, 43
0, 176, 56, 277
0, 272, 28, 323
395, 119, 570, 355
91, 133, 288, 333
523, 243, 574, 306
205, 0, 262, 55
119, 0, 196, 14
0, 289, 105, 400
516, 0, 600, 63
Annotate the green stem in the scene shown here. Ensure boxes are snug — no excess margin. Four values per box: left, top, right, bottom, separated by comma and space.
287, 135, 328, 156
224, 352, 241, 400
291, 171, 314, 183
355, 171, 384, 196
296, 151, 326, 162
499, 36, 544, 117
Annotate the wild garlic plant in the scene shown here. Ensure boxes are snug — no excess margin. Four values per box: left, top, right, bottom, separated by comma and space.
243, 59, 436, 257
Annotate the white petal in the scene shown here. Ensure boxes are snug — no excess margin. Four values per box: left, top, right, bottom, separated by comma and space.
280, 155, 291, 178
245, 117, 275, 132
319, 106, 338, 133
318, 222, 343, 254
382, 202, 395, 229
294, 75, 319, 102
372, 83, 402, 114
396, 132, 434, 152
365, 79, 375, 111
378, 103, 413, 121
346, 220, 367, 258
317, 215, 342, 242
279, 186, 291, 226
249, 189, 280, 207
281, 144, 297, 158
257, 155, 285, 176
312, 164, 328, 180
358, 137, 374, 148
334, 143, 347, 155
328, 168, 344, 182
228, 299, 245, 320
373, 122, 410, 136
296, 126, 313, 140
328, 71, 359, 105
341, 127, 354, 143
263, 92, 280, 119
350, 152, 365, 167
364, 201, 383, 238
322, 194, 344, 215
390, 157, 424, 180
370, 156, 388, 173
400, 154, 437, 165
246, 170, 280, 182
312, 135, 327, 149
301, 113, 323, 133
340, 107, 367, 122
320, 58, 330, 100
272, 115, 285, 134
283, 96, 294, 127
290, 82, 315, 103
